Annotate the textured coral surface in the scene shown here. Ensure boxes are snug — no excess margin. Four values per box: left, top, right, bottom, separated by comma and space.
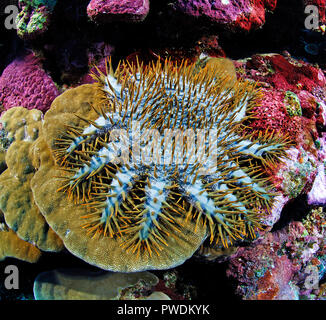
0, 54, 59, 113
172, 0, 277, 31
87, 0, 150, 23
16, 0, 57, 39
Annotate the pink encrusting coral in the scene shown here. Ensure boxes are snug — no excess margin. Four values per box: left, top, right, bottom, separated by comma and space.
246, 89, 303, 142
243, 54, 326, 92
235, 52, 326, 206
172, 0, 277, 31
225, 53, 326, 300
227, 207, 326, 300
87, 0, 150, 23
0, 54, 59, 113
237, 54, 326, 149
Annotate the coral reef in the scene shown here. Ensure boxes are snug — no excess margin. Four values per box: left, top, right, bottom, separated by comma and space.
236, 53, 326, 203
16, 0, 57, 40
0, 54, 59, 113
238, 53, 326, 92
87, 0, 150, 23
0, 0, 326, 301
227, 207, 326, 300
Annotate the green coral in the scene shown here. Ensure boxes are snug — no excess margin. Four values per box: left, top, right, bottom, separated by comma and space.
16, 0, 57, 39
284, 91, 302, 117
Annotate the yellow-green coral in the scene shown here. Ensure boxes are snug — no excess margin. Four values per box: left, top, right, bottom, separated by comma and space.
0, 107, 63, 252
0, 210, 41, 262
0, 107, 42, 142
284, 91, 302, 117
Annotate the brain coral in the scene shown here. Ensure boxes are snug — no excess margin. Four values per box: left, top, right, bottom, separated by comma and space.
0, 54, 59, 113
29, 58, 292, 272
0, 107, 64, 252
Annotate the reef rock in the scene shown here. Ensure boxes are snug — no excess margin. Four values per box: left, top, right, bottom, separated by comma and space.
87, 0, 150, 23
171, 0, 277, 31
227, 207, 326, 300
236, 53, 326, 208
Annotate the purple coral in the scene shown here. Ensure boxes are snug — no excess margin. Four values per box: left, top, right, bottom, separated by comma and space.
171, 0, 277, 31
87, 0, 150, 23
0, 54, 59, 113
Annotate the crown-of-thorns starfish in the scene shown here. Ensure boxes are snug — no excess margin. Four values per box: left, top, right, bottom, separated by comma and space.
53, 58, 292, 256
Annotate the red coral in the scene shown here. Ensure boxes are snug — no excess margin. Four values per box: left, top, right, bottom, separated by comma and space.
265, 55, 325, 91
256, 270, 280, 300
243, 54, 326, 92
233, 0, 272, 31
246, 89, 303, 142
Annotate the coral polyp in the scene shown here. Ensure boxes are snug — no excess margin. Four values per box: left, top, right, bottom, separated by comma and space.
52, 58, 292, 261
